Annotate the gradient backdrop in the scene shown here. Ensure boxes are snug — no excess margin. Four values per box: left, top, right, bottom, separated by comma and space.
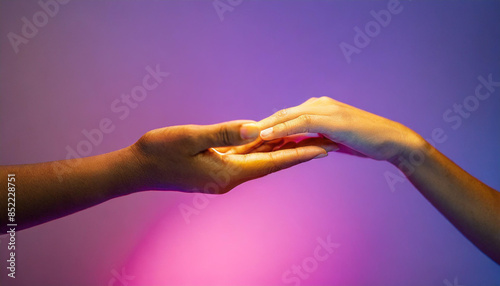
1, 1, 499, 285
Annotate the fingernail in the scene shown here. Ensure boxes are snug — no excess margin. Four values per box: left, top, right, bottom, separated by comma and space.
314, 153, 328, 159
240, 123, 260, 140
323, 145, 339, 152
260, 127, 273, 139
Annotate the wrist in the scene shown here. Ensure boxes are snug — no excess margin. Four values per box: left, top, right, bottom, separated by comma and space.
109, 146, 150, 196
387, 129, 433, 175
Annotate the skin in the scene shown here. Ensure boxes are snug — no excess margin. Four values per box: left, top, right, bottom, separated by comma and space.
0, 120, 336, 232
257, 96, 500, 264
1, 97, 498, 265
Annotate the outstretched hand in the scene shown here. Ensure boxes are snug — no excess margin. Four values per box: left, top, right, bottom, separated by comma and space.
257, 96, 500, 264
0, 119, 336, 231
130, 120, 337, 193
257, 96, 425, 162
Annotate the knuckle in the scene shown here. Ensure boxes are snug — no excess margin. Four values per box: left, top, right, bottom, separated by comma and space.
306, 97, 318, 103
275, 108, 288, 118
278, 121, 291, 136
217, 125, 232, 146
298, 114, 312, 128
299, 114, 311, 124
319, 96, 337, 105
292, 148, 302, 162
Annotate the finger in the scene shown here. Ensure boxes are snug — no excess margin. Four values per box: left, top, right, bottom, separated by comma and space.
278, 137, 338, 152
236, 146, 328, 179
229, 138, 284, 154
214, 146, 232, 153
278, 141, 296, 151
251, 138, 285, 153
256, 101, 311, 131
195, 120, 260, 151
260, 115, 330, 141
223, 137, 266, 155
257, 97, 340, 131
264, 133, 322, 150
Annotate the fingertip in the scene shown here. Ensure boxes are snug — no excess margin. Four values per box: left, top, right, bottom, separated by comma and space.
240, 123, 260, 140
302, 146, 329, 161
323, 144, 339, 152
313, 152, 328, 159
260, 127, 273, 139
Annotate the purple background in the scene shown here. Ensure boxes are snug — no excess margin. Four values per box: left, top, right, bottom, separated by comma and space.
1, 1, 499, 285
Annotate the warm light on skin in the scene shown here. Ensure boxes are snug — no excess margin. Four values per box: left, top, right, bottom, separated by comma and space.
2, 1, 498, 285
211, 133, 321, 155
211, 148, 225, 155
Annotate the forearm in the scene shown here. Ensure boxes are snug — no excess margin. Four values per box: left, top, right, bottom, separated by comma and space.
0, 146, 143, 232
256, 97, 500, 262
391, 137, 500, 263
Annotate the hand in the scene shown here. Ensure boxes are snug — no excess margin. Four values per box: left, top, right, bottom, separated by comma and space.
129, 120, 335, 194
257, 97, 500, 264
0, 119, 334, 230
257, 97, 425, 162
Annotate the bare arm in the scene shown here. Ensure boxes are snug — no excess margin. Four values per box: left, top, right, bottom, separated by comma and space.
391, 142, 500, 263
257, 96, 500, 264
1, 120, 333, 232
0, 148, 141, 232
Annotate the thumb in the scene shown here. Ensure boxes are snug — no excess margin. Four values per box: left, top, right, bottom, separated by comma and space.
195, 120, 260, 151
